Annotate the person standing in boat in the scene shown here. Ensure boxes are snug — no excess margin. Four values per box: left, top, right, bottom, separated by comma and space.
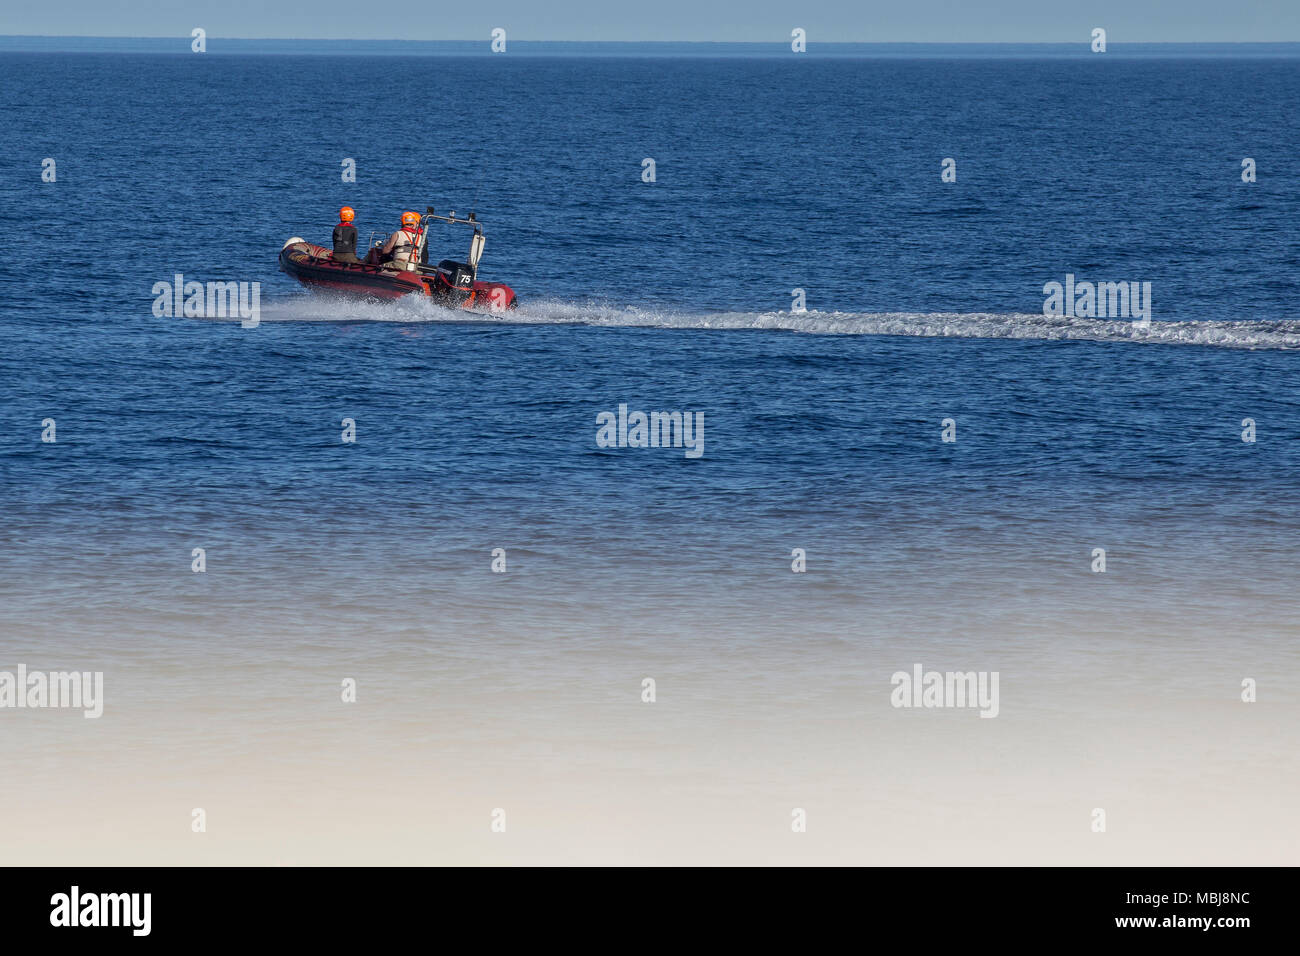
381, 211, 423, 270
332, 207, 360, 264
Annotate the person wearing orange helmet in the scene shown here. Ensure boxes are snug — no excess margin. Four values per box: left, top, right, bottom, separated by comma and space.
332, 206, 359, 264
381, 211, 423, 271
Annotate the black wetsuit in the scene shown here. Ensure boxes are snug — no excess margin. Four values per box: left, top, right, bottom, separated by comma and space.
333, 222, 359, 263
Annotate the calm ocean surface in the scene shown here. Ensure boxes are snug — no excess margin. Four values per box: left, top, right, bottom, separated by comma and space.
1, 46, 1297, 864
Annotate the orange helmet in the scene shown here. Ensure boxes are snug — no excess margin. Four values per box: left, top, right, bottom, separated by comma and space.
401, 211, 420, 228
339, 206, 355, 223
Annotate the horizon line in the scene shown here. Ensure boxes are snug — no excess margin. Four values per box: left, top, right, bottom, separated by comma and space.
4, 35, 1300, 45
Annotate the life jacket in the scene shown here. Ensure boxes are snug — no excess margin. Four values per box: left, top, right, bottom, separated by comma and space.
388, 226, 421, 264
333, 222, 358, 256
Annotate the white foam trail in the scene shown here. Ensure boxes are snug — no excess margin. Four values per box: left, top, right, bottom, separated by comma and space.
256, 293, 1300, 349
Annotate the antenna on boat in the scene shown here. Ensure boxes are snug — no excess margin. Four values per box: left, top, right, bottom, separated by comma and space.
469, 164, 486, 219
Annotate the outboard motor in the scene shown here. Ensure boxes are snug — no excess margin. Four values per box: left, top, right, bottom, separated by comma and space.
432, 259, 475, 305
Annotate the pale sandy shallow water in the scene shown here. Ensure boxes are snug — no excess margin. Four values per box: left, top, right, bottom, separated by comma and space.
3, 537, 1296, 865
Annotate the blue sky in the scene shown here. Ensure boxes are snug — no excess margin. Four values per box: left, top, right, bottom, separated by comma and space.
2, 1, 1297, 42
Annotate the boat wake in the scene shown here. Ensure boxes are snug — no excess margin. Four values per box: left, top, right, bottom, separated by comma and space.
255, 293, 1300, 350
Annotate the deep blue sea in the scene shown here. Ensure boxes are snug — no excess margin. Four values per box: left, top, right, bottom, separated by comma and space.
1, 45, 1298, 865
